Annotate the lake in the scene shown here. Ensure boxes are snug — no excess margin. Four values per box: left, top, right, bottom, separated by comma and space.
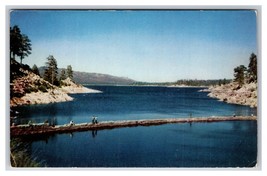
12, 86, 258, 167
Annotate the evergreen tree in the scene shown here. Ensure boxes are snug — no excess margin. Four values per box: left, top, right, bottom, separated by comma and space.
248, 53, 257, 82
10, 25, 32, 63
32, 64, 40, 76
60, 69, 67, 81
18, 34, 32, 64
222, 78, 227, 85
67, 65, 73, 80
234, 65, 247, 86
44, 55, 58, 85
10, 25, 22, 60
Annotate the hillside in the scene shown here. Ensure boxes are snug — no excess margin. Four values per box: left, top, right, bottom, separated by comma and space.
10, 60, 100, 107
38, 67, 136, 85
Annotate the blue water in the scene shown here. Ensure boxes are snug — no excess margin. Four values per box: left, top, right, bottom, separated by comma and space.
12, 86, 258, 167
13, 86, 256, 125
27, 121, 257, 167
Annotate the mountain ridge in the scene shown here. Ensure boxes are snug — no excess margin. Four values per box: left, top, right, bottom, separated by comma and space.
73, 70, 136, 85
38, 67, 136, 85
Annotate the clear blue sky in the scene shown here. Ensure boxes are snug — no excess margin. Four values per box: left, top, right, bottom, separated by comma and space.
10, 10, 257, 82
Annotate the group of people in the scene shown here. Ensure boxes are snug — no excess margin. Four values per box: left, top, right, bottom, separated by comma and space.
68, 116, 98, 126
92, 116, 98, 124
69, 120, 75, 126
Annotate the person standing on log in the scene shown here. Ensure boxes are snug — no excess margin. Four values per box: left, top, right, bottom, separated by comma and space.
92, 116, 95, 124
94, 116, 98, 124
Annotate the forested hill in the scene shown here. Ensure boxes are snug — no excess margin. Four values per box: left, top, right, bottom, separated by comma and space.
73, 71, 136, 85
131, 79, 232, 87
38, 67, 136, 85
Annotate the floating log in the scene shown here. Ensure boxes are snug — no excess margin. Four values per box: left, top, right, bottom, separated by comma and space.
10, 116, 257, 137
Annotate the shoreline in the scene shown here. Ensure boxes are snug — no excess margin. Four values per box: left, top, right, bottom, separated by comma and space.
85, 84, 208, 88
167, 85, 207, 88
10, 85, 101, 107
206, 82, 257, 108
60, 85, 102, 94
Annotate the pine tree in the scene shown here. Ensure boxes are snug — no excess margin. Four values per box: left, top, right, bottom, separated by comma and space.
234, 65, 247, 86
222, 78, 227, 85
60, 69, 67, 81
32, 64, 40, 76
248, 53, 257, 83
10, 25, 22, 60
44, 55, 58, 85
10, 25, 32, 63
67, 65, 73, 80
18, 34, 32, 64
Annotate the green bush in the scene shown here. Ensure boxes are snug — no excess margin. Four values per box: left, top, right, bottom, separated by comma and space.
24, 86, 38, 93
10, 138, 42, 167
38, 85, 48, 92
60, 81, 68, 87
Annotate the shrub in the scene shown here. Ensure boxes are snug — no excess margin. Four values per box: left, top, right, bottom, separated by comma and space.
38, 85, 48, 92
24, 86, 38, 93
10, 138, 42, 167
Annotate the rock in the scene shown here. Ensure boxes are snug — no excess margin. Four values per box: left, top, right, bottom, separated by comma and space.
208, 82, 257, 107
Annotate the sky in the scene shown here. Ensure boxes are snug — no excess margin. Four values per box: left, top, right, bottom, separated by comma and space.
10, 10, 257, 82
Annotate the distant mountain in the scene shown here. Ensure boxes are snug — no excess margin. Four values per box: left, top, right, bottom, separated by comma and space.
38, 67, 136, 85
73, 71, 136, 85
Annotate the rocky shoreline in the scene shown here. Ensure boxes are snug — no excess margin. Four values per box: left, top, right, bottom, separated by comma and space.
10, 73, 101, 107
10, 86, 101, 107
204, 82, 257, 108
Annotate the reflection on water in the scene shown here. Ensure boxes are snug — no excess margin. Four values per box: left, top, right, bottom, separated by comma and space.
25, 121, 257, 167
91, 130, 98, 138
